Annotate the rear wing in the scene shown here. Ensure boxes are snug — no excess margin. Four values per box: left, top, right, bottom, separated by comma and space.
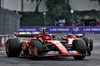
66, 33, 87, 38
14, 32, 40, 37
16, 32, 40, 34
15, 28, 48, 37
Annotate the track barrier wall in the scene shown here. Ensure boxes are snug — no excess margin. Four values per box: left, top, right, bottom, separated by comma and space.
20, 26, 100, 33
0, 8, 21, 34
1, 26, 100, 47
0, 35, 16, 47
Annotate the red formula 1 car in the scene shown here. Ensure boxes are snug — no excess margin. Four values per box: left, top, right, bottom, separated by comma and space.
6, 28, 92, 60
59, 32, 93, 57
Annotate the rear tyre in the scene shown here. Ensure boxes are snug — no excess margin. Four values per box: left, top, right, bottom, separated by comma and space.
6, 39, 21, 57
90, 38, 93, 51
28, 40, 43, 59
73, 40, 86, 60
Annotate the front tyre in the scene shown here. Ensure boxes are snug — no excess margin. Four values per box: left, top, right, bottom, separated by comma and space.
83, 38, 88, 46
73, 40, 86, 60
28, 40, 43, 59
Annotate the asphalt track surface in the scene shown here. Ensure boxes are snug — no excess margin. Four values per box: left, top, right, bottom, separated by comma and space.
0, 34, 100, 66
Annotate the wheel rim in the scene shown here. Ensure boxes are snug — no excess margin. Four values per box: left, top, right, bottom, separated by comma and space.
29, 45, 38, 56
34, 47, 38, 56
6, 43, 10, 54
29, 45, 33, 55
22, 42, 27, 51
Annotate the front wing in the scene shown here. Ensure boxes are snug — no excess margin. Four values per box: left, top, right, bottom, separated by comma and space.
38, 51, 91, 57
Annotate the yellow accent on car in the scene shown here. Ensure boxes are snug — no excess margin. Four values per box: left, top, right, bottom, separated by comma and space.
41, 28, 46, 30
75, 40, 78, 51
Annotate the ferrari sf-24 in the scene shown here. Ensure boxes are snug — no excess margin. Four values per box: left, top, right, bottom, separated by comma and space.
6, 28, 93, 60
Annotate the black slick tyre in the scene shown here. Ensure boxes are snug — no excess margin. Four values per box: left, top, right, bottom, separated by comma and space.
73, 40, 86, 60
28, 40, 43, 59
83, 38, 88, 46
6, 38, 21, 57
90, 38, 93, 51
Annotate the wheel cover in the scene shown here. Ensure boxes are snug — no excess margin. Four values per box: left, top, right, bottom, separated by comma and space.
6, 43, 10, 54
29, 45, 38, 56
34, 47, 38, 56
29, 45, 33, 55
22, 42, 27, 51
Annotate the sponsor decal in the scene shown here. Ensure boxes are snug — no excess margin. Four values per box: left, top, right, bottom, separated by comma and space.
20, 28, 36, 32
47, 51, 59, 54
20, 26, 100, 33
69, 51, 78, 54
50, 28, 69, 31
83, 28, 100, 31
72, 27, 79, 32
68, 39, 74, 44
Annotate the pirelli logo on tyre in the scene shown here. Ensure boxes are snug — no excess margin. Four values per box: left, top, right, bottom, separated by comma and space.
75, 40, 78, 52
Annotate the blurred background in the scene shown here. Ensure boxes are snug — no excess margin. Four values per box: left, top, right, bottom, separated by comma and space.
1, 0, 100, 26
0, 0, 100, 34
